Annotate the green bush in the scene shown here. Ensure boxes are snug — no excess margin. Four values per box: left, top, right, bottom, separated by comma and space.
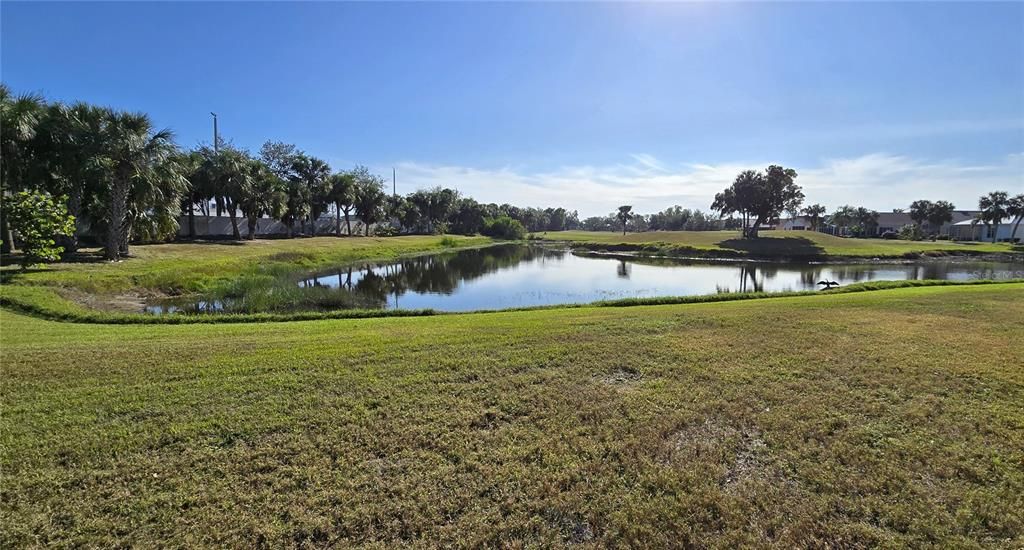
2, 190, 75, 269
898, 224, 923, 241
481, 216, 526, 240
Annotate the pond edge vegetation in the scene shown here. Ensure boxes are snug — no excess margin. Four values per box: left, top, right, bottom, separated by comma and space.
2, 278, 1020, 325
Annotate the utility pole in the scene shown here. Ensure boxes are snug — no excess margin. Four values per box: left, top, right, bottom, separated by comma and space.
392, 167, 396, 197
210, 112, 219, 153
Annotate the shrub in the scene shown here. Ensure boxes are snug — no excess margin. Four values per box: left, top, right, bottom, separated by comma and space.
373, 224, 399, 237
898, 224, 922, 241
481, 216, 526, 240
2, 190, 76, 269
439, 236, 459, 247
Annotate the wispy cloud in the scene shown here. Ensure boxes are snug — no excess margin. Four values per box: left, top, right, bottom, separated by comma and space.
384, 153, 1023, 217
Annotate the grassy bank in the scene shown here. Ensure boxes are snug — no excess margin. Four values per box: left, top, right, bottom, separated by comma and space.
539, 230, 1022, 259
0, 235, 491, 314
2, 283, 1023, 546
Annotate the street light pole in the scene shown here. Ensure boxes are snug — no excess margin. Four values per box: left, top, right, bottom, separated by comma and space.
210, 112, 219, 153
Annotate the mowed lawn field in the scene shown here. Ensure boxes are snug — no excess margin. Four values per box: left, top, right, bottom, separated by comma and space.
2, 283, 1022, 547
540, 230, 1019, 258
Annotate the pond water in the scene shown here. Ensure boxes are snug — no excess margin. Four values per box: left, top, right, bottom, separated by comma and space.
146, 244, 1023, 314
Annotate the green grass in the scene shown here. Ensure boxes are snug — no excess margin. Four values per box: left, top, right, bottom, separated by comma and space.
541, 230, 1021, 259
0, 235, 492, 316
2, 283, 1023, 546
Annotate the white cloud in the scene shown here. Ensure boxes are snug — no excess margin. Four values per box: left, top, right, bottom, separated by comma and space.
383, 153, 1023, 218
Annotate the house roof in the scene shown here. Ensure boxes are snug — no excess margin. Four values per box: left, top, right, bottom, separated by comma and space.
952, 216, 1016, 226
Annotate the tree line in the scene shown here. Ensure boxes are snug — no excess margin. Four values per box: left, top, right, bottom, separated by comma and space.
0, 85, 581, 263
705, 164, 1022, 242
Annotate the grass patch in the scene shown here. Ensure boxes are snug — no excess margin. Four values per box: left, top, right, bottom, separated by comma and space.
2, 283, 1022, 546
0, 235, 491, 316
542, 230, 1023, 259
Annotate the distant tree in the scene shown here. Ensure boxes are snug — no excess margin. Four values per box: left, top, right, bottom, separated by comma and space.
802, 203, 826, 231
978, 191, 1009, 243
237, 159, 286, 240
449, 197, 488, 235
281, 179, 311, 237
926, 201, 955, 236
353, 166, 387, 236
909, 200, 933, 232
853, 207, 879, 237
616, 205, 633, 235
828, 205, 858, 236
327, 171, 356, 236
711, 165, 803, 238
259, 141, 299, 181
1007, 194, 1024, 243
291, 154, 331, 236
408, 187, 459, 234
2, 190, 75, 269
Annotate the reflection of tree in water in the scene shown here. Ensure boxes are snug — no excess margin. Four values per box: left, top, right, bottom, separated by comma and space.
301, 245, 567, 309
617, 260, 631, 279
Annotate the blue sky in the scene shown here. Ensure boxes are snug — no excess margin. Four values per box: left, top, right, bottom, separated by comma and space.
3, 1, 1022, 216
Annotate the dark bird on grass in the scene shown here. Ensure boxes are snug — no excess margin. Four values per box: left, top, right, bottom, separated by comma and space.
817, 279, 840, 289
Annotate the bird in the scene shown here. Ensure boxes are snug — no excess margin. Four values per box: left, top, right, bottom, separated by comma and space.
817, 279, 840, 289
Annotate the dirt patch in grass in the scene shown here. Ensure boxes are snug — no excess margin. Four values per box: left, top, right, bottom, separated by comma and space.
663, 418, 779, 489
57, 287, 152, 313
598, 366, 643, 385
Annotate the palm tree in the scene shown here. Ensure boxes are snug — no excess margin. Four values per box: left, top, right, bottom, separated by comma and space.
802, 203, 826, 231
978, 191, 1009, 243
0, 85, 46, 252
616, 205, 633, 235
99, 111, 178, 260
354, 170, 387, 236
1007, 194, 1024, 243
327, 171, 356, 236
237, 159, 286, 240
291, 154, 331, 236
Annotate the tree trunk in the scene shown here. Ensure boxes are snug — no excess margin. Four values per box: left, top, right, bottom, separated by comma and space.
335, 205, 342, 237
365, 221, 371, 236
1, 202, 14, 253
309, 213, 317, 237
105, 177, 129, 260
188, 194, 196, 238
119, 216, 132, 257
747, 215, 764, 239
344, 209, 352, 236
1012, 217, 1022, 243
227, 200, 240, 240
247, 215, 257, 240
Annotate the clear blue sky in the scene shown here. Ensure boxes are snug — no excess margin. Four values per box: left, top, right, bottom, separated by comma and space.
3, 2, 1022, 216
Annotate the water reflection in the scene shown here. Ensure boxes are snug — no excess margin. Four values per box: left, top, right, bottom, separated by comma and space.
148, 245, 1023, 314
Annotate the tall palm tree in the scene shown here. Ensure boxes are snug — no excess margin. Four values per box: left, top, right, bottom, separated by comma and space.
354, 171, 387, 236
802, 203, 826, 231
0, 85, 46, 252
978, 191, 1009, 243
328, 171, 356, 236
237, 159, 286, 240
291, 154, 331, 236
616, 205, 633, 235
99, 111, 178, 260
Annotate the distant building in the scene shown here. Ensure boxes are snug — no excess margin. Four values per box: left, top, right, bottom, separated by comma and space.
948, 217, 1020, 242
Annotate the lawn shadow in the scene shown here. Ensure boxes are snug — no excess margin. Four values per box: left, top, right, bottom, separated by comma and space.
717, 236, 826, 258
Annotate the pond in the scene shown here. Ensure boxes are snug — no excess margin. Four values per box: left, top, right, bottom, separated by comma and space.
147, 244, 1023, 314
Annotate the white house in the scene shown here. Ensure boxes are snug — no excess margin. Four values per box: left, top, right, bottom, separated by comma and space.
948, 217, 1021, 242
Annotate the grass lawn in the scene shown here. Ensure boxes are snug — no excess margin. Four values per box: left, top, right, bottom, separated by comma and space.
539, 230, 1021, 259
2, 283, 1022, 547
0, 235, 492, 318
